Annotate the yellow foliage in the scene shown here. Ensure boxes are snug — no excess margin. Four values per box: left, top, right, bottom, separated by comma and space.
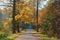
3, 19, 9, 28
8, 7, 13, 13
9, 18, 13, 22
15, 14, 22, 21
39, 28, 43, 32
2, 8, 7, 14
16, 3, 21, 10
20, 8, 26, 14
13, 1, 35, 24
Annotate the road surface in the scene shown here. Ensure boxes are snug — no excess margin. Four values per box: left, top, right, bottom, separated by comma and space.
15, 29, 41, 40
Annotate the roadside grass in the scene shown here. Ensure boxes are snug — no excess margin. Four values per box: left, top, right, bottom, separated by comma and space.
0, 31, 25, 40
7, 31, 25, 40
32, 30, 57, 40
7, 34, 19, 40
37, 33, 57, 40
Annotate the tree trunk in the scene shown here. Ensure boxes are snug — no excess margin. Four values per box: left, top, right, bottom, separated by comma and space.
12, 0, 16, 33
16, 22, 20, 33
36, 0, 39, 32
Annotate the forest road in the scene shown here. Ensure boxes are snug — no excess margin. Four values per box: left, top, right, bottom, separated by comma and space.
15, 29, 41, 40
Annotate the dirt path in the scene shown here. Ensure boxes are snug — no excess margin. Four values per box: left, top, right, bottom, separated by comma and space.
15, 29, 41, 40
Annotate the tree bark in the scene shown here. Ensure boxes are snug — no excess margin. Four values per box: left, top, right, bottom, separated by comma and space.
12, 0, 16, 33
36, 0, 39, 32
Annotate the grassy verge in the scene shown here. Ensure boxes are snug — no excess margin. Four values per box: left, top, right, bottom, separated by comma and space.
7, 34, 19, 40
7, 31, 25, 40
0, 31, 25, 40
32, 30, 57, 40
37, 33, 57, 40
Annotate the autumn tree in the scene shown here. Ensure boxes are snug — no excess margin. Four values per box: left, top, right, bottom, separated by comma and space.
45, 0, 60, 38
12, 0, 36, 33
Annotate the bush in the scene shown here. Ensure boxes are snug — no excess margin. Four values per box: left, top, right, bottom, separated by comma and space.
0, 24, 3, 31
0, 32, 9, 40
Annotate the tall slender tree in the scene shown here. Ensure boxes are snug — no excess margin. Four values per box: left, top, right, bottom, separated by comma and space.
36, 0, 39, 32
12, 0, 16, 33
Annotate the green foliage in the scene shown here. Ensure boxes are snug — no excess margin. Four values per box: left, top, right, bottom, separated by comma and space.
0, 33, 8, 40
0, 26, 2, 31
0, 32, 13, 40
43, 15, 53, 33
37, 33, 57, 40
0, 23, 3, 31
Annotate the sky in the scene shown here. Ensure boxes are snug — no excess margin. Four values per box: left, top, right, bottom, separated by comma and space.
0, 0, 48, 10
0, 0, 9, 9
38, 0, 48, 10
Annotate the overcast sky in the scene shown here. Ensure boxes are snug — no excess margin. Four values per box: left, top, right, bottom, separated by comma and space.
39, 0, 48, 10
0, 0, 48, 10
